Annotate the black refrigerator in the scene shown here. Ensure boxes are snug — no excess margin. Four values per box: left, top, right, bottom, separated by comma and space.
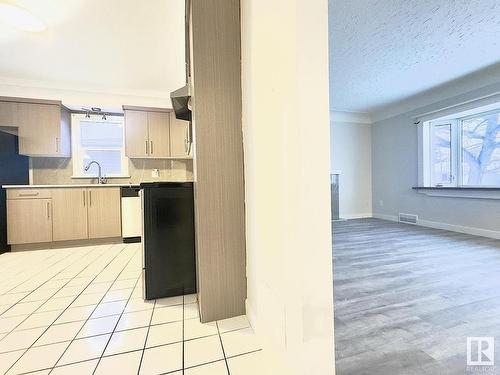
0, 131, 29, 253
140, 182, 196, 299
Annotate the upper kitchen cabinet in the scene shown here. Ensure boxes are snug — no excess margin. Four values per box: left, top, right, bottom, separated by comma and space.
147, 111, 171, 158
169, 112, 191, 158
0, 97, 71, 158
124, 109, 149, 157
124, 106, 191, 159
0, 101, 19, 127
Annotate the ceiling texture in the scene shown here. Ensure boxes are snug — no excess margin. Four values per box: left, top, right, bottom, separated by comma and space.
329, 0, 500, 117
0, 0, 185, 108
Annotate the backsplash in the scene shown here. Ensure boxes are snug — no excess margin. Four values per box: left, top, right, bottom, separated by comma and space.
31, 158, 194, 185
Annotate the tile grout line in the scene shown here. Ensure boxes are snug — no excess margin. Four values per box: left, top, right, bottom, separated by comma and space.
0, 328, 256, 358
0, 250, 62, 292
136, 298, 156, 374
4, 244, 130, 375
1, 248, 85, 295
4, 244, 128, 371
0, 246, 97, 317
2, 302, 188, 337
2, 245, 262, 374
0, 250, 74, 302
11, 346, 264, 375
216, 320, 231, 375
180, 349, 264, 373
0, 245, 109, 339
89, 268, 143, 374
47, 247, 138, 374
0, 250, 68, 296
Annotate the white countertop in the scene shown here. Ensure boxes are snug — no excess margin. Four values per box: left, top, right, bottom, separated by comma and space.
2, 184, 140, 189
1, 182, 191, 189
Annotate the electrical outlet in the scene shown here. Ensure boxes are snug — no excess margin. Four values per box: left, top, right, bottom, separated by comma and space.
152, 169, 160, 178
379, 200, 384, 207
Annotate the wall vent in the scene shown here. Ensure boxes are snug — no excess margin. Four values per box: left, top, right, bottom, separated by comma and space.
399, 213, 418, 225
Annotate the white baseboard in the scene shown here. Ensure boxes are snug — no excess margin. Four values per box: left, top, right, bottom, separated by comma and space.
373, 213, 398, 222
373, 213, 500, 240
245, 298, 257, 332
341, 213, 373, 219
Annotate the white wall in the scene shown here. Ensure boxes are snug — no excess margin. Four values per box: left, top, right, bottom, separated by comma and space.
241, 0, 335, 374
330, 119, 372, 218
372, 81, 500, 237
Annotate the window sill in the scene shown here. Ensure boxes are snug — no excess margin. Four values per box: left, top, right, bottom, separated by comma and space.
71, 176, 131, 179
413, 187, 500, 200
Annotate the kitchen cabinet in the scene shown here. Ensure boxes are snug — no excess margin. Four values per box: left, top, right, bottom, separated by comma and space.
0, 97, 71, 157
18, 103, 71, 157
6, 186, 121, 245
87, 187, 121, 239
0, 101, 18, 127
124, 107, 191, 159
169, 112, 191, 158
7, 199, 52, 244
7, 188, 52, 200
52, 188, 88, 241
124, 108, 170, 158
124, 110, 149, 157
147, 111, 170, 157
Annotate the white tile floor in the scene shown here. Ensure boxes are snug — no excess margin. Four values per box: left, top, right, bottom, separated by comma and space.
0, 243, 263, 375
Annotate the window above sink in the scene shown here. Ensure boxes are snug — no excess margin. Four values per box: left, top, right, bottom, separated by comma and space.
71, 113, 129, 179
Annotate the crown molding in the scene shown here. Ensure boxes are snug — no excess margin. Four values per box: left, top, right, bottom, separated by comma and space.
369, 64, 500, 123
0, 76, 173, 109
330, 110, 371, 124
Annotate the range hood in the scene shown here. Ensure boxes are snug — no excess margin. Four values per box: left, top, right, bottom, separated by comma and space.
171, 0, 192, 122
170, 84, 192, 122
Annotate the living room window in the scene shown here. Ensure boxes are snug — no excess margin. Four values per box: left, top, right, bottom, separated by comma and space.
71, 114, 129, 178
423, 110, 500, 187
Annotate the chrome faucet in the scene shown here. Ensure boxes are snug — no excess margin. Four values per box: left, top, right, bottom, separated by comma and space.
84, 161, 106, 184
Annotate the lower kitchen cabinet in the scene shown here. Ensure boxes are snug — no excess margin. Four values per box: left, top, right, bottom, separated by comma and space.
87, 188, 122, 239
7, 199, 52, 244
52, 188, 88, 241
6, 187, 122, 245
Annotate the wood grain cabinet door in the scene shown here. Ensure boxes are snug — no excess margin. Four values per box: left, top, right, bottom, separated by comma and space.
0, 102, 19, 127
7, 199, 53, 244
17, 103, 61, 156
169, 112, 190, 157
87, 188, 122, 239
147, 111, 170, 157
52, 188, 88, 241
124, 110, 149, 157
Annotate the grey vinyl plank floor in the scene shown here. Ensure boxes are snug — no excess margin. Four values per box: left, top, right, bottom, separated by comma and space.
333, 218, 500, 375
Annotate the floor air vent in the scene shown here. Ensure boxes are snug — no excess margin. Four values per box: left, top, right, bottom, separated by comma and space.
399, 213, 418, 224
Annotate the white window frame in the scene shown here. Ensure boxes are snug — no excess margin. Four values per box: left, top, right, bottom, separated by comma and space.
71, 113, 129, 179
421, 108, 500, 188
425, 119, 459, 187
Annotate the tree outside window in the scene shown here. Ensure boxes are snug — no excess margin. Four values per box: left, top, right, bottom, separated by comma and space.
426, 111, 500, 187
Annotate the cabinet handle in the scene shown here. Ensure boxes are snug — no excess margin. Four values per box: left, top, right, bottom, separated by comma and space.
185, 127, 189, 153
19, 192, 39, 197
47, 202, 50, 219
145, 140, 149, 155
55, 138, 59, 153
150, 140, 153, 155
89, 191, 92, 206
83, 190, 86, 206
